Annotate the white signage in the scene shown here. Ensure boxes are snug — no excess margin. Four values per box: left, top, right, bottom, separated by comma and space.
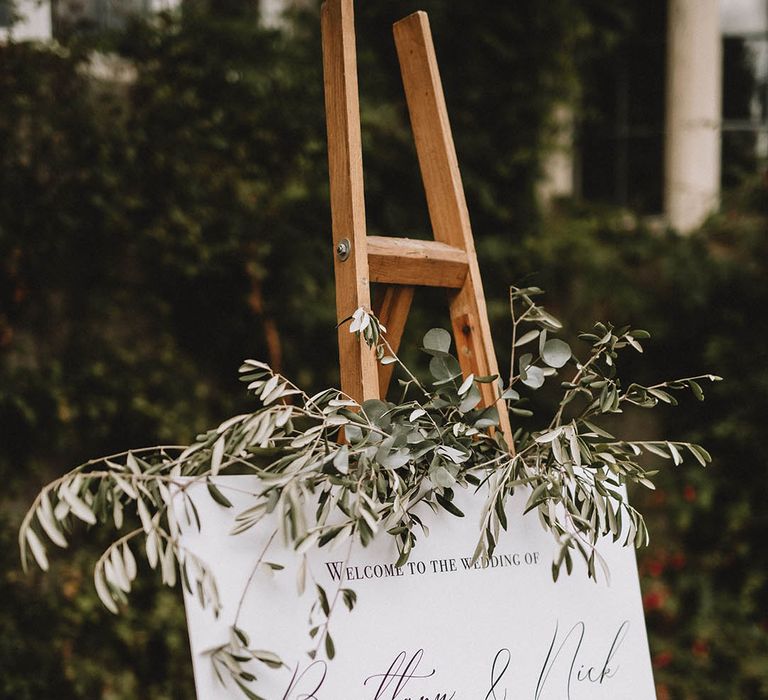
176, 476, 655, 699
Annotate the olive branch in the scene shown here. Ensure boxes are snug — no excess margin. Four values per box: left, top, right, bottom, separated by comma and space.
19, 285, 719, 697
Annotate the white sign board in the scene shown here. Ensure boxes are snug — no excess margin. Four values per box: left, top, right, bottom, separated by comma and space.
176, 476, 655, 699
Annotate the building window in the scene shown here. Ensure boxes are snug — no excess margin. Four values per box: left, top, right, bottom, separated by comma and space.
0, 0, 15, 28
721, 0, 768, 185
578, 0, 668, 214
53, 0, 152, 37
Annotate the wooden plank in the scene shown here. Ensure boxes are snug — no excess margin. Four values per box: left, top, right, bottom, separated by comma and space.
321, 0, 379, 403
393, 11, 513, 448
393, 11, 472, 251
373, 285, 415, 397
367, 236, 468, 288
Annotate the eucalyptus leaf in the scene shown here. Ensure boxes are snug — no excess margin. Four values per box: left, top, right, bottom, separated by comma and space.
501, 387, 520, 401
422, 328, 452, 354
17, 288, 718, 699
521, 365, 545, 389
431, 466, 456, 488
458, 373, 475, 396
429, 354, 461, 383
458, 384, 482, 413
514, 329, 539, 347
542, 339, 571, 368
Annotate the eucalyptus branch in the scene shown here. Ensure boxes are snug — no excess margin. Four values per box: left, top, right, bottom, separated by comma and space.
549, 349, 605, 429
508, 297, 535, 386
19, 286, 718, 700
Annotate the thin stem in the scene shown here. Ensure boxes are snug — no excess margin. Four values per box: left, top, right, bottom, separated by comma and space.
94, 527, 144, 570
549, 349, 604, 430
234, 529, 278, 624
311, 539, 353, 659
380, 335, 430, 400
645, 373, 719, 390
508, 301, 533, 387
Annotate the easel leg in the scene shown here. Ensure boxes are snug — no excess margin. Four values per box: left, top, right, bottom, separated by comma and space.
321, 0, 380, 403
393, 11, 514, 447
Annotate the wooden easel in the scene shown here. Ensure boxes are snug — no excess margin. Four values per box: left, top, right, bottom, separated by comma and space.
321, 0, 513, 447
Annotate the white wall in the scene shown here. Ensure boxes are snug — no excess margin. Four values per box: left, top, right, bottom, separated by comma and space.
1, 0, 185, 44
149, 0, 182, 10
721, 0, 768, 34
1, 0, 52, 42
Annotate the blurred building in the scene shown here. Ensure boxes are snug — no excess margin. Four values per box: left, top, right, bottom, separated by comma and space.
572, 0, 767, 231
0, 0, 52, 40
0, 0, 300, 38
0, 0, 181, 41
2, 0, 766, 232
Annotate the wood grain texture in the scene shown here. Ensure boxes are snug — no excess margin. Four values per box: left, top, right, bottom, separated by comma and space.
373, 285, 415, 397
321, 0, 379, 403
367, 236, 469, 288
394, 11, 513, 447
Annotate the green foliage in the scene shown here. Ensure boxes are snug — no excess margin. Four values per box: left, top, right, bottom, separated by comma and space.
0, 509, 192, 700
1, 1, 767, 697
0, 4, 605, 690
492, 187, 768, 698
20, 304, 712, 697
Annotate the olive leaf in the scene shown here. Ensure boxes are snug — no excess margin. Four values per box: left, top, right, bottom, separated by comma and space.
18, 286, 718, 700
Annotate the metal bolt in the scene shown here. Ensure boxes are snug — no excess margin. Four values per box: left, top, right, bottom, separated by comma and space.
335, 238, 351, 261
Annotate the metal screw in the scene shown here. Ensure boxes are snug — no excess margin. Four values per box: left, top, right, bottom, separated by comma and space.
335, 238, 351, 261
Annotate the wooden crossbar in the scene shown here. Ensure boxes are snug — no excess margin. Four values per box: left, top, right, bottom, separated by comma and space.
321, 0, 513, 447
368, 237, 469, 288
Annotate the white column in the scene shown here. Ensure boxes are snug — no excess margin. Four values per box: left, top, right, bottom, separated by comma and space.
665, 0, 722, 233
149, 0, 183, 10
260, 0, 286, 27
537, 104, 576, 211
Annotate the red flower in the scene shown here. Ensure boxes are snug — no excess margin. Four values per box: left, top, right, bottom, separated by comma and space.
643, 591, 664, 611
692, 639, 710, 658
670, 551, 687, 570
653, 650, 674, 669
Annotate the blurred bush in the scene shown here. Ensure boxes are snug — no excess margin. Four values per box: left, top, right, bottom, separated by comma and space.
498, 188, 768, 699
1, 2, 766, 697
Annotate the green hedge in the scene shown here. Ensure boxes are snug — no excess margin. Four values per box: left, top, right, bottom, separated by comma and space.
1, 3, 766, 697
